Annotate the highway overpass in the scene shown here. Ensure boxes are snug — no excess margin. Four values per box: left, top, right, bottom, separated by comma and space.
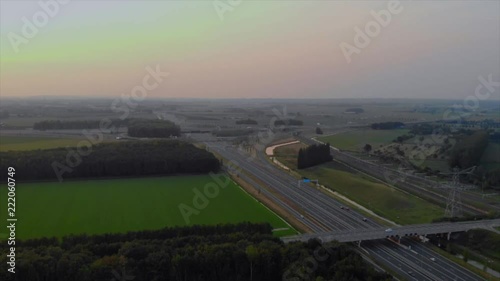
282, 218, 500, 243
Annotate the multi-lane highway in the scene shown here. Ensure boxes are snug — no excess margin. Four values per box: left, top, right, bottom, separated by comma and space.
194, 134, 486, 281
298, 136, 491, 216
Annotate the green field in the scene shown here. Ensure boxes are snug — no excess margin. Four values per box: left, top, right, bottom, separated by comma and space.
0, 136, 86, 151
275, 144, 444, 225
0, 175, 296, 240
318, 129, 409, 151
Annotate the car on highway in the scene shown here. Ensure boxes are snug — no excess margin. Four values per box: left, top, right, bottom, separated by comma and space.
385, 228, 393, 232
362, 217, 367, 222
430, 257, 436, 262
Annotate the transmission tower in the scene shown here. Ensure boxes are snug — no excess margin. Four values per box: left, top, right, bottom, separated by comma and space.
443, 166, 476, 218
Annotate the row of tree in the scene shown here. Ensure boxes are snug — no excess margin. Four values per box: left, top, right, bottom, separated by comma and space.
127, 119, 181, 138
298, 143, 333, 169
0, 223, 391, 281
370, 122, 404, 130
33, 118, 181, 138
0, 140, 220, 181
392, 134, 414, 143
34, 119, 128, 130
236, 119, 258, 125
448, 130, 489, 169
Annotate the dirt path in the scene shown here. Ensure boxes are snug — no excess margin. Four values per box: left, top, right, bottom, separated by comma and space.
265, 140, 299, 156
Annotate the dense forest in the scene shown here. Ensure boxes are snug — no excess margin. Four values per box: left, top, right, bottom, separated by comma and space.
370, 122, 404, 130
236, 119, 258, 125
0, 223, 391, 281
127, 119, 181, 138
448, 130, 489, 169
275, 119, 304, 126
34, 119, 128, 130
0, 140, 220, 181
298, 143, 333, 169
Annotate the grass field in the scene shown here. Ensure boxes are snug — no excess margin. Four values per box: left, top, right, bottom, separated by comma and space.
0, 175, 296, 240
0, 136, 86, 151
274, 144, 444, 225
318, 129, 409, 152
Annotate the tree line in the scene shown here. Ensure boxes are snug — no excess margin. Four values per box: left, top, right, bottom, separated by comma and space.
33, 118, 181, 138
448, 130, 489, 169
0, 140, 220, 181
236, 119, 258, 125
371, 122, 404, 130
298, 143, 333, 169
0, 222, 390, 281
33, 119, 128, 130
127, 119, 181, 138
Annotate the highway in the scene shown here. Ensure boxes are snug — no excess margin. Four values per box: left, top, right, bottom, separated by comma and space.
194, 134, 486, 281
299, 136, 491, 216
364, 239, 484, 281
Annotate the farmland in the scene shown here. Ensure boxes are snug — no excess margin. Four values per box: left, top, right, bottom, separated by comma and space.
318, 129, 409, 152
0, 175, 296, 240
0, 136, 85, 151
274, 144, 444, 225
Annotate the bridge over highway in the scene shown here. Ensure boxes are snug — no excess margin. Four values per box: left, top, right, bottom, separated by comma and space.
282, 218, 500, 243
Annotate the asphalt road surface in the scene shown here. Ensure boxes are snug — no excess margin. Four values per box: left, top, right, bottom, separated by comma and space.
194, 136, 485, 281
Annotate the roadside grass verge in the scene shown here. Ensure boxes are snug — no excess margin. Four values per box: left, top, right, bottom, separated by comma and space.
274, 143, 444, 225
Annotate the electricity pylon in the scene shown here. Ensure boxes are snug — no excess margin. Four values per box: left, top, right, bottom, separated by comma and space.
442, 166, 476, 218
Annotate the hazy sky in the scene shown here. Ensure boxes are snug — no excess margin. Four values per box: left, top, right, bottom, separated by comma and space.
1, 1, 499, 99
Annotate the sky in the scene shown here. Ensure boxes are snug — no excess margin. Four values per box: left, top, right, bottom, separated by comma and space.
0, 1, 499, 99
